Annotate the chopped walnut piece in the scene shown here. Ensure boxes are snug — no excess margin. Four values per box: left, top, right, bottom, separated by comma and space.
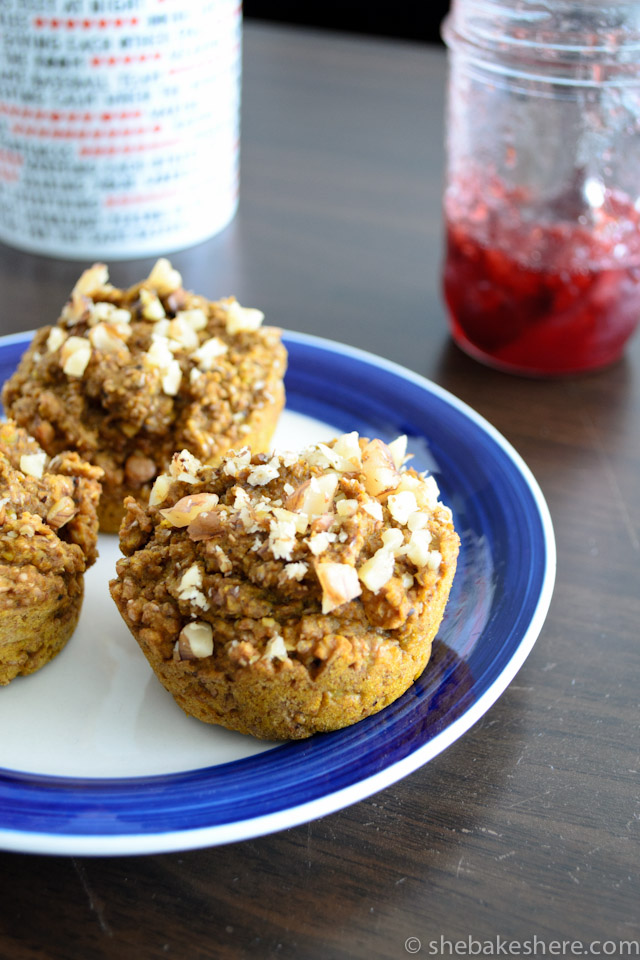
139, 287, 166, 321
224, 300, 265, 334
147, 258, 183, 296
149, 474, 172, 507
284, 473, 339, 517
162, 360, 182, 397
176, 308, 208, 331
169, 449, 202, 482
332, 431, 362, 470
315, 560, 362, 613
60, 336, 92, 378
72, 263, 108, 297
174, 621, 213, 660
193, 336, 228, 371
19, 452, 47, 479
160, 493, 219, 527
262, 635, 288, 662
387, 435, 408, 469
361, 439, 401, 496
188, 508, 226, 541
387, 490, 418, 526
284, 561, 308, 581
358, 548, 395, 593
89, 323, 131, 354
406, 529, 432, 568
90, 301, 131, 326
46, 327, 66, 353
247, 459, 280, 487
46, 495, 77, 530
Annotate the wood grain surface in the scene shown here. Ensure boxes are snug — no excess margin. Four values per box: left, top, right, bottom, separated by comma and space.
0, 23, 638, 960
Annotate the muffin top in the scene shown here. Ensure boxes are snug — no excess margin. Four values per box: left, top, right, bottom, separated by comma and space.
1, 259, 287, 481
0, 421, 102, 608
115, 432, 459, 665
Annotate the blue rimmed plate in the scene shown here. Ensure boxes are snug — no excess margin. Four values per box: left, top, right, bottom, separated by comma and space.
0, 330, 555, 855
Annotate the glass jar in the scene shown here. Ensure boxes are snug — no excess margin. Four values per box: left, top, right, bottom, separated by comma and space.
441, 0, 640, 376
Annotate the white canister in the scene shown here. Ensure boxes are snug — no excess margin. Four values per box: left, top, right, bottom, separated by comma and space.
0, 0, 241, 259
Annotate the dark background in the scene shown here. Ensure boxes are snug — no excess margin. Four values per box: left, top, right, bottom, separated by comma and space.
243, 2, 451, 43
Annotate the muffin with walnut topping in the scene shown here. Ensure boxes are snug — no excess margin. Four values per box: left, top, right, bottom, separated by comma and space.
2, 259, 287, 533
0, 421, 102, 684
109, 432, 460, 740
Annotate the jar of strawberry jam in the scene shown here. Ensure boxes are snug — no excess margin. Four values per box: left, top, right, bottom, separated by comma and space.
442, 1, 640, 375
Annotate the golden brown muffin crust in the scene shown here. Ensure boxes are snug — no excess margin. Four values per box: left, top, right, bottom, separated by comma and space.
0, 421, 102, 684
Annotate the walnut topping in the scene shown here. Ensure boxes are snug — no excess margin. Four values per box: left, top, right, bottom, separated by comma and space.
284, 561, 308, 581
162, 361, 182, 397
224, 300, 265, 334
223, 448, 252, 477
336, 498, 358, 517
358, 547, 395, 593
381, 527, 405, 554
174, 620, 213, 660
212, 544, 233, 573
46, 496, 77, 530
193, 336, 228, 371
406, 529, 432, 568
90, 302, 131, 326
89, 322, 131, 354
62, 292, 92, 327
72, 263, 109, 297
177, 563, 209, 610
160, 492, 219, 527
387, 491, 418, 526
361, 499, 383, 521
387, 435, 408, 469
308, 443, 354, 473
46, 327, 66, 353
149, 474, 172, 507
361, 439, 401, 496
140, 287, 166, 321
175, 308, 208, 331
315, 560, 362, 613
167, 316, 199, 351
268, 516, 297, 561
284, 473, 339, 517
247, 459, 280, 487
306, 530, 337, 557
147, 258, 183, 296
262, 635, 288, 662
60, 336, 92, 377
19, 452, 47, 479
407, 510, 429, 532
169, 449, 202, 482
332, 431, 362, 470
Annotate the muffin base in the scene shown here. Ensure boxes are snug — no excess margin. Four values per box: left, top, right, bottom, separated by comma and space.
111, 521, 459, 740
0, 576, 83, 685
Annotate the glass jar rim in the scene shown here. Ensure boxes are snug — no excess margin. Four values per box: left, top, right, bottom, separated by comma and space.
443, 0, 640, 82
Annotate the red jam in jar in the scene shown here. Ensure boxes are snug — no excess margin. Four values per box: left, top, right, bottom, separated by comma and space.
443, 186, 640, 376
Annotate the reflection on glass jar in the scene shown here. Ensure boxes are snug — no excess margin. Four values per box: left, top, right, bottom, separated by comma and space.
442, 0, 640, 375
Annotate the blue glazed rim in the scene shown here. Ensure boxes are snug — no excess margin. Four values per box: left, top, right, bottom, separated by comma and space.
0, 330, 556, 855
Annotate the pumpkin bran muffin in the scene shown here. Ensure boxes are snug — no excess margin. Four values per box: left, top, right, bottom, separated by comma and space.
2, 259, 287, 533
0, 421, 102, 684
109, 433, 459, 740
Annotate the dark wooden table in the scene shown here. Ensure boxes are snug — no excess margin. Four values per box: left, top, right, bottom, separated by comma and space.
1, 22, 639, 960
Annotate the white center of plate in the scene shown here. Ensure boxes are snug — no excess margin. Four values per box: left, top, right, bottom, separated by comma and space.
0, 409, 337, 778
